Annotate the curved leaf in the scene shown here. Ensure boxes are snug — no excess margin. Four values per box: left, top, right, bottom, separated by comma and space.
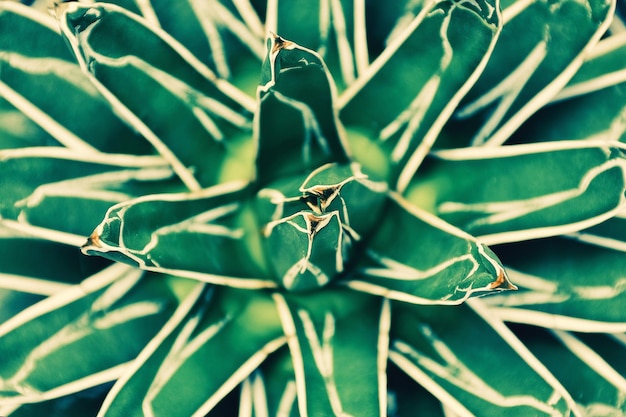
511, 325, 626, 415
98, 286, 285, 417
0, 265, 182, 406
339, 0, 501, 191
446, 0, 615, 147
82, 181, 275, 288
346, 193, 514, 305
55, 2, 255, 190
569, 208, 626, 251
484, 237, 626, 332
390, 301, 579, 416
273, 289, 389, 417
409, 140, 626, 244
0, 2, 152, 155
0, 147, 172, 240
256, 34, 349, 184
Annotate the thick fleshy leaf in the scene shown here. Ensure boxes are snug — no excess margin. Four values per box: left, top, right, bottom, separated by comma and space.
390, 300, 578, 416
557, 32, 626, 100
98, 286, 285, 417
445, 0, 615, 147
256, 163, 388, 290
339, 0, 501, 191
510, 82, 626, 145
408, 141, 626, 244
256, 34, 349, 184
82, 181, 275, 288
346, 193, 514, 305
0, 97, 55, 150
0, 237, 110, 294
569, 208, 626, 251
0, 147, 172, 241
273, 289, 389, 417
386, 362, 445, 417
484, 237, 626, 332
511, 325, 626, 415
55, 2, 255, 190
2, 383, 112, 417
0, 2, 152, 155
0, 264, 184, 405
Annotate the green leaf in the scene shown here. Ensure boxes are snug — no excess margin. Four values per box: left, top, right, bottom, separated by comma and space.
339, 0, 501, 191
273, 289, 389, 417
510, 82, 626, 145
0, 147, 173, 241
386, 362, 446, 417
82, 181, 275, 288
0, 97, 54, 150
346, 193, 514, 305
98, 286, 285, 417
248, 348, 299, 417
0, 2, 153, 155
445, 0, 615, 147
569, 210, 626, 251
511, 325, 626, 415
408, 141, 626, 244
0, 237, 110, 294
256, 163, 388, 290
55, 2, 255, 190
557, 32, 626, 100
484, 237, 626, 332
390, 301, 579, 416
256, 34, 349, 184
0, 265, 182, 405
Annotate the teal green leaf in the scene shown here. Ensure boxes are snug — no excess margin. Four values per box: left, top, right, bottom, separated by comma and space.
0, 97, 54, 150
512, 326, 626, 415
3, 383, 111, 417
408, 141, 626, 244
387, 362, 446, 417
570, 210, 626, 251
256, 34, 349, 184
248, 348, 299, 417
0, 289, 43, 324
446, 0, 615, 147
0, 147, 173, 241
347, 193, 514, 304
557, 33, 626, 100
55, 2, 255, 190
98, 286, 285, 417
81, 181, 275, 288
0, 2, 152, 155
0, 237, 110, 293
511, 82, 626, 144
484, 237, 626, 332
390, 301, 578, 416
339, 0, 501, 191
0, 265, 181, 405
273, 289, 388, 417
256, 163, 388, 290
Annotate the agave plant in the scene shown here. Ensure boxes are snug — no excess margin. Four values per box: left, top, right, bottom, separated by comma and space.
1, 0, 626, 415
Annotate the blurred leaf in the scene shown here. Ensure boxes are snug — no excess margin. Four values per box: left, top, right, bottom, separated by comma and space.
4, 383, 112, 417
444, 0, 614, 147
0, 289, 44, 324
558, 32, 626, 100
0, 237, 110, 293
512, 325, 626, 415
99, 286, 285, 417
408, 141, 626, 244
256, 34, 349, 184
0, 2, 153, 155
390, 301, 578, 416
0, 147, 173, 239
510, 82, 626, 145
273, 289, 388, 417
386, 362, 445, 417
55, 2, 255, 190
569, 209, 626, 251
250, 348, 299, 417
0, 97, 55, 150
347, 193, 514, 304
82, 181, 275, 288
484, 237, 626, 332
0, 265, 182, 405
339, 0, 501, 191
